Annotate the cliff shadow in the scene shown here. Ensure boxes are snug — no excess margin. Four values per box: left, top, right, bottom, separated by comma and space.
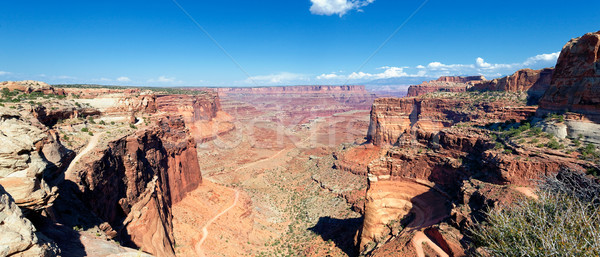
35, 180, 102, 257
309, 216, 363, 257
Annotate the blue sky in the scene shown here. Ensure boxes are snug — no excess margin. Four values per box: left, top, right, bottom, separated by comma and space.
0, 0, 598, 87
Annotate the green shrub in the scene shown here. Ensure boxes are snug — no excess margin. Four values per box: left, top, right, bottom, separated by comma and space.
88, 131, 94, 136
81, 127, 89, 132
494, 142, 503, 150
472, 170, 600, 256
581, 144, 598, 159
546, 139, 562, 150
130, 124, 137, 129
99, 120, 106, 125
530, 127, 542, 136
530, 138, 539, 144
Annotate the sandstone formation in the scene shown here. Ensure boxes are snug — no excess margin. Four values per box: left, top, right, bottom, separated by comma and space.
354, 45, 597, 253
63, 115, 202, 256
539, 31, 600, 118
406, 82, 468, 97
434, 76, 486, 84
406, 76, 485, 97
0, 106, 61, 213
156, 92, 234, 142
358, 118, 589, 254
406, 70, 554, 102
107, 94, 157, 114
533, 31, 600, 145
470, 68, 553, 94
366, 97, 535, 146
0, 185, 59, 257
0, 81, 65, 96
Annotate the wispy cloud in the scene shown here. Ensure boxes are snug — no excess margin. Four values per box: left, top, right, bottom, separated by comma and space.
242, 72, 309, 85
310, 0, 375, 17
147, 75, 183, 85
0, 71, 11, 76
116, 76, 131, 82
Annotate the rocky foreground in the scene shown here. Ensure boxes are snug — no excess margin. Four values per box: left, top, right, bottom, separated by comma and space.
0, 82, 233, 256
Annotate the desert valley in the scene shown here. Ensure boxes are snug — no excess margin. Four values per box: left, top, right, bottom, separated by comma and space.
1, 29, 600, 257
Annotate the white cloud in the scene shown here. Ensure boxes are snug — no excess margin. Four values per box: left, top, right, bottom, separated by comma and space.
475, 57, 491, 68
147, 76, 183, 84
316, 73, 342, 80
310, 0, 375, 16
0, 71, 10, 76
523, 52, 561, 66
314, 51, 561, 84
244, 72, 309, 85
116, 76, 131, 82
317, 66, 411, 82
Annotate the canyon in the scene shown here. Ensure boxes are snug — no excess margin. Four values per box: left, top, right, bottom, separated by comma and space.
0, 30, 599, 257
345, 30, 600, 256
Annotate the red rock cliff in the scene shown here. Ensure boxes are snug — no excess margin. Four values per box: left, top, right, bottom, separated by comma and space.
435, 76, 485, 84
156, 92, 220, 122
406, 76, 485, 97
65, 115, 202, 257
470, 68, 554, 94
366, 97, 535, 146
156, 92, 234, 142
538, 31, 600, 120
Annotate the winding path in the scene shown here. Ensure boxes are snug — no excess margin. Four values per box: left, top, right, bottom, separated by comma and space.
412, 231, 449, 257
194, 189, 240, 257
65, 132, 104, 175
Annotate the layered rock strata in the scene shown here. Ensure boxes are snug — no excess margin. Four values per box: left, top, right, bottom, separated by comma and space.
470, 68, 553, 94
407, 76, 486, 97
366, 97, 536, 146
156, 92, 234, 142
64, 115, 202, 256
536, 31, 600, 144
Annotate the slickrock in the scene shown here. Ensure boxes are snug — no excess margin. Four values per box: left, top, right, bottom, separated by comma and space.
0, 107, 60, 212
0, 185, 59, 257
107, 94, 157, 114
